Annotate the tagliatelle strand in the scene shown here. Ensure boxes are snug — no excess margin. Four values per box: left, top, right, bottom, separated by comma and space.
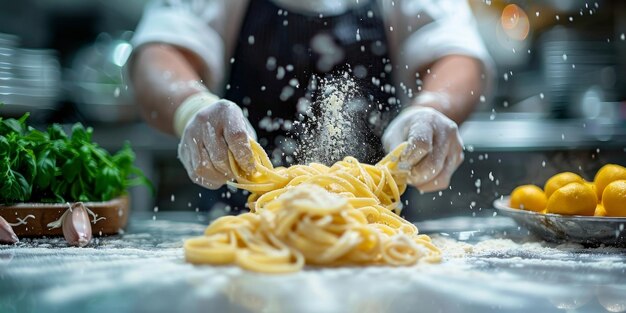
184, 139, 441, 273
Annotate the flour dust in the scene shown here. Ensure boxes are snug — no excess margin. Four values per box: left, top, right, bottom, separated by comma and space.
296, 72, 371, 165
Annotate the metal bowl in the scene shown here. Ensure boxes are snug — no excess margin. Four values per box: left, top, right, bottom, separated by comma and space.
493, 196, 626, 246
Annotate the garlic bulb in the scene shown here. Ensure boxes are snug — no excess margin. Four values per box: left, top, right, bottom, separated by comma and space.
62, 202, 92, 247
0, 216, 19, 244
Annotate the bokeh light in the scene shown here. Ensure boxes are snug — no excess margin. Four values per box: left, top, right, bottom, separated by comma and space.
501, 4, 530, 40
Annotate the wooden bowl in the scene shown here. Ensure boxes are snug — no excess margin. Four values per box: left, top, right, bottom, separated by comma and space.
0, 196, 129, 237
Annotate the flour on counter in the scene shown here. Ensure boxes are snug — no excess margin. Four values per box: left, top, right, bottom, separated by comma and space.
2, 217, 626, 313
433, 235, 626, 272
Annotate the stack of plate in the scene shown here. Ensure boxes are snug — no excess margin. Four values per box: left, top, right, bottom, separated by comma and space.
0, 33, 61, 117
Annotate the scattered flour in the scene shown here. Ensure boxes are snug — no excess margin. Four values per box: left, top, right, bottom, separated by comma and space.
432, 235, 626, 271
3, 219, 626, 313
297, 73, 362, 165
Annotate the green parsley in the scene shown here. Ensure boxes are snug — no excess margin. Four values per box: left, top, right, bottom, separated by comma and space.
0, 112, 152, 203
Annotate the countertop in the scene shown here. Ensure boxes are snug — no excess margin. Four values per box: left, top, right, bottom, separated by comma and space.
1, 212, 625, 313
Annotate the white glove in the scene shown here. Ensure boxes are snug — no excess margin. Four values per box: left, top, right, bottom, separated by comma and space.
382, 105, 464, 192
176, 92, 257, 189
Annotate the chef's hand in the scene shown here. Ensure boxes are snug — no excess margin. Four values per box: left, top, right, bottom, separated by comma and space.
382, 105, 464, 192
176, 92, 257, 189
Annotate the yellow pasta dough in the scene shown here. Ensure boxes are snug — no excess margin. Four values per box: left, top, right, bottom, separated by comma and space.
184, 139, 441, 273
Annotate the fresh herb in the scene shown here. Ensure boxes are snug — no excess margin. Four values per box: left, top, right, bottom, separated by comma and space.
0, 112, 152, 203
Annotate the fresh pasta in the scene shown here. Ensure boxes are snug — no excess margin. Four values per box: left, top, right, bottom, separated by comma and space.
184, 139, 441, 273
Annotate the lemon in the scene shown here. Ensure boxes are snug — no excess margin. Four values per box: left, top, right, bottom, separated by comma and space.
546, 182, 597, 216
594, 204, 607, 217
594, 164, 626, 201
510, 185, 547, 212
584, 181, 597, 202
544, 172, 585, 200
601, 180, 626, 217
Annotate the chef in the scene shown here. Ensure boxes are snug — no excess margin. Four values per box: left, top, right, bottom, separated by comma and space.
128, 0, 494, 194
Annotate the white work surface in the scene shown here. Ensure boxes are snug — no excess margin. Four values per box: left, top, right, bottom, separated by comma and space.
1, 213, 625, 313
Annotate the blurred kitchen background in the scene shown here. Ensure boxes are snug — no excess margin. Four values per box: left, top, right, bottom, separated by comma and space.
0, 0, 625, 221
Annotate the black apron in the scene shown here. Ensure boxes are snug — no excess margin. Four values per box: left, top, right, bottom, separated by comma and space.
224, 0, 399, 166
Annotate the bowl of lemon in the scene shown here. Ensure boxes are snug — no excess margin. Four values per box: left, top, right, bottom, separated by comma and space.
493, 164, 626, 246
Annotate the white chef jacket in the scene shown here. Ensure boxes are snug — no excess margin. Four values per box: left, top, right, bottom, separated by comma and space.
131, 0, 494, 102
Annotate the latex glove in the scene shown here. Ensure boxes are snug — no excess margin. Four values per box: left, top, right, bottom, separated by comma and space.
382, 106, 464, 192
176, 92, 257, 189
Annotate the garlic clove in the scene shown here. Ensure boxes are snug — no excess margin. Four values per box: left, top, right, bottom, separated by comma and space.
0, 216, 19, 244
62, 202, 92, 247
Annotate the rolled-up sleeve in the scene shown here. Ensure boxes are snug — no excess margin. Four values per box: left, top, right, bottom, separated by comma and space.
390, 0, 495, 96
131, 0, 225, 90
